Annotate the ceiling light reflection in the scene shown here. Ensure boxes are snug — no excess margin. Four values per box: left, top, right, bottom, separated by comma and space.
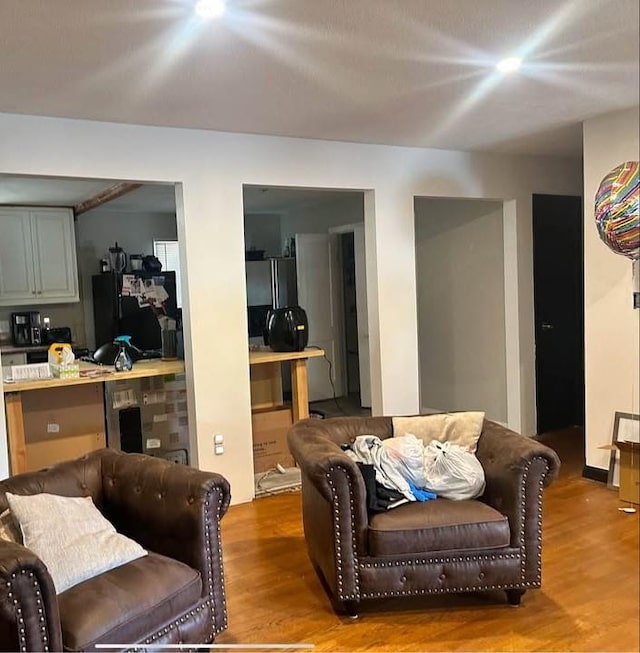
195, 0, 226, 19
497, 57, 522, 73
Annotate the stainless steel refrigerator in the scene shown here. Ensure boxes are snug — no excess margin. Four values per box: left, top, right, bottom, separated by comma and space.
246, 257, 297, 339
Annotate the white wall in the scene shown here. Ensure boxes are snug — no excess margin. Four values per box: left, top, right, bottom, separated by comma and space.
0, 112, 582, 501
583, 106, 640, 470
75, 208, 177, 348
415, 198, 507, 423
243, 213, 282, 258
281, 194, 364, 238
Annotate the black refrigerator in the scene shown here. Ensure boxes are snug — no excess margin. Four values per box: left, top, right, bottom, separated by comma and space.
92, 271, 178, 351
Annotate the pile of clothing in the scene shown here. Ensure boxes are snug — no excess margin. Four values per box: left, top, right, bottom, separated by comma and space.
343, 433, 485, 512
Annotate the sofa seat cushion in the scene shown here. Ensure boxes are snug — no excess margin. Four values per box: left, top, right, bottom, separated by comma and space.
57, 552, 202, 651
368, 498, 510, 556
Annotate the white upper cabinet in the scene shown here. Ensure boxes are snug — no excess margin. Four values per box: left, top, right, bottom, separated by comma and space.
0, 207, 79, 306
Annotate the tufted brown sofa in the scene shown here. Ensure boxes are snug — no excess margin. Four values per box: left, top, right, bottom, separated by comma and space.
287, 416, 560, 617
0, 449, 230, 652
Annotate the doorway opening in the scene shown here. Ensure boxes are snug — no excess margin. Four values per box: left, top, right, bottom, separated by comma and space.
341, 232, 361, 402
532, 194, 584, 438
242, 185, 371, 416
414, 196, 508, 424
0, 174, 194, 472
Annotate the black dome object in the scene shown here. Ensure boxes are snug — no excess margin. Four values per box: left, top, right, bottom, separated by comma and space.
142, 255, 163, 273
264, 306, 309, 352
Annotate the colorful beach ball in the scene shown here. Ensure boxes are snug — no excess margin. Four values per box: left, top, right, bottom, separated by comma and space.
594, 161, 639, 260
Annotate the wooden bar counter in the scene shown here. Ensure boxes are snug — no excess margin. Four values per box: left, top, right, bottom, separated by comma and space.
3, 360, 185, 475
249, 347, 324, 422
249, 347, 324, 474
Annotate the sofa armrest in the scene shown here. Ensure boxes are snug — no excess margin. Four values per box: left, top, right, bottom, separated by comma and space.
475, 420, 560, 583
98, 450, 231, 636
288, 420, 370, 603
0, 541, 63, 653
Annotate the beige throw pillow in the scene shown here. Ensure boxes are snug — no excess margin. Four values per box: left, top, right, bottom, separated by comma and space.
5, 492, 147, 594
0, 508, 22, 544
392, 412, 485, 453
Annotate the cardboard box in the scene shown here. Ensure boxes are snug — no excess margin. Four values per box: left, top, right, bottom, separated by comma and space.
600, 440, 640, 505
252, 407, 294, 474
616, 441, 640, 505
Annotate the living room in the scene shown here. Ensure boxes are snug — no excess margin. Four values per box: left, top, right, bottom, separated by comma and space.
0, 1, 638, 650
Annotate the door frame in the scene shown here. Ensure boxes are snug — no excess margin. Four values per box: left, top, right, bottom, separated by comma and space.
329, 222, 371, 407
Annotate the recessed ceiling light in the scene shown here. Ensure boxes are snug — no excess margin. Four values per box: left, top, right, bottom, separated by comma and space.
194, 0, 226, 19
496, 57, 522, 73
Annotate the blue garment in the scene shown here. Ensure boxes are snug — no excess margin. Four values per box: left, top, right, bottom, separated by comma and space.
408, 481, 437, 501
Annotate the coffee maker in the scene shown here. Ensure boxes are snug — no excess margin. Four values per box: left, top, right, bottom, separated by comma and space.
11, 311, 42, 347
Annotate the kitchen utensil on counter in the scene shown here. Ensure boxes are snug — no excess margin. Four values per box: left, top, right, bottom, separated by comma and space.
159, 316, 177, 360
129, 254, 144, 271
108, 242, 127, 273
11, 312, 42, 346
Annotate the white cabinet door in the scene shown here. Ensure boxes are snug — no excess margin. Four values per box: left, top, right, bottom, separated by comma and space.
31, 209, 79, 301
0, 208, 78, 306
0, 209, 36, 303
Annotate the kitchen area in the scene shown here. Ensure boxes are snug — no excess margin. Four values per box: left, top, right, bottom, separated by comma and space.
0, 179, 190, 474
0, 178, 369, 485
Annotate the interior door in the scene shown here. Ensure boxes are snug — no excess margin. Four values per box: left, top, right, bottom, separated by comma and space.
532, 194, 584, 434
295, 233, 344, 401
353, 224, 371, 408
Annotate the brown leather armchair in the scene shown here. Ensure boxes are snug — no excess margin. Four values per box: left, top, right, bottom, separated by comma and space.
288, 416, 560, 617
0, 449, 230, 652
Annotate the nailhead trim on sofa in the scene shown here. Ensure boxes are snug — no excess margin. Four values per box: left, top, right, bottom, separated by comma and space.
7, 569, 49, 653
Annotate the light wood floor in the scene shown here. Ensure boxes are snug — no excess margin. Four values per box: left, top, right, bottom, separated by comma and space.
217, 428, 639, 652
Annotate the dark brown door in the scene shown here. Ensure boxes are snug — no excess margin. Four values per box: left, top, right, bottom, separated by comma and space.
532, 194, 584, 434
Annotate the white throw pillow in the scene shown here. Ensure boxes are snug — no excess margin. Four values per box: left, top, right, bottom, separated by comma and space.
392, 412, 485, 453
5, 493, 147, 594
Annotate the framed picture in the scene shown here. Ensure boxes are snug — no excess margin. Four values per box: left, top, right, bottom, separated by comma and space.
607, 412, 640, 488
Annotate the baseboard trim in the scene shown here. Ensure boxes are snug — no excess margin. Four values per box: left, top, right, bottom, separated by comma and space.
582, 465, 608, 483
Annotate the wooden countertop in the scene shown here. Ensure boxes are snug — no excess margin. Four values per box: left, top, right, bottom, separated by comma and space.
249, 348, 324, 365
2, 359, 185, 393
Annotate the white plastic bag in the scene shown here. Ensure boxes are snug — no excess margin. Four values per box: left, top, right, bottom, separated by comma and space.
423, 440, 486, 500
382, 434, 428, 488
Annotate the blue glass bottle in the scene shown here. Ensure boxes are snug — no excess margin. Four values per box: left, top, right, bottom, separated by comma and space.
114, 335, 133, 372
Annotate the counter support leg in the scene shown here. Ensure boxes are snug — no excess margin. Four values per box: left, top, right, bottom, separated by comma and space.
5, 392, 26, 475
290, 360, 309, 422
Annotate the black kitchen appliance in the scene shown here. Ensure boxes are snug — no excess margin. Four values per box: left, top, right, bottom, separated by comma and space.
11, 312, 42, 347
264, 306, 309, 352
92, 271, 178, 352
41, 326, 72, 345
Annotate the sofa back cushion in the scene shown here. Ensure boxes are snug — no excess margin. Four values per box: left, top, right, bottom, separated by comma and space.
392, 412, 485, 453
0, 450, 105, 513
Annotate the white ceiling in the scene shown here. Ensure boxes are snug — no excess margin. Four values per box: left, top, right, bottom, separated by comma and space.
1, 0, 638, 158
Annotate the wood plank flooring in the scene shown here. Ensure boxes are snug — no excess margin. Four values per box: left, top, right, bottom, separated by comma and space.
216, 427, 639, 652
